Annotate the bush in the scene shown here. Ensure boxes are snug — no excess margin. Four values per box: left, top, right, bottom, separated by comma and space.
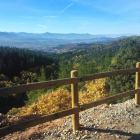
79, 78, 108, 104
17, 79, 108, 115
7, 107, 20, 115
18, 89, 71, 115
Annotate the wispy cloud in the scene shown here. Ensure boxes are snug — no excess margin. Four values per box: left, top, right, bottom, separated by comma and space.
24, 16, 34, 19
72, 0, 140, 14
61, 3, 73, 13
37, 24, 47, 29
43, 16, 58, 18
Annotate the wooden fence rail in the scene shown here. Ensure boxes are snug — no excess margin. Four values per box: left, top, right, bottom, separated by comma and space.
0, 63, 140, 137
0, 67, 140, 96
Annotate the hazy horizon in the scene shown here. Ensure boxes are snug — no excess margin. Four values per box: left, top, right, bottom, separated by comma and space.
1, 31, 139, 36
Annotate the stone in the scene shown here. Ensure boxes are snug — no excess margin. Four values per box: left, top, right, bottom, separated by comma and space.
81, 135, 88, 139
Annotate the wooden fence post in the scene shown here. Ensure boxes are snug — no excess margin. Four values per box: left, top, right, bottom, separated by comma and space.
71, 70, 79, 131
135, 62, 140, 104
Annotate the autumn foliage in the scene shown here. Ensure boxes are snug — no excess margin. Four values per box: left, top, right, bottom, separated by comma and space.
18, 89, 72, 115
8, 78, 108, 116
79, 78, 108, 104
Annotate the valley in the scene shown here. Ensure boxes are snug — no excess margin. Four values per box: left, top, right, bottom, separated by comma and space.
0, 36, 140, 114
1, 33, 140, 139
0, 32, 134, 53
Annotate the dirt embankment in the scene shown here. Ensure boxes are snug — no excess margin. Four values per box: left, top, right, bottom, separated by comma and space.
0, 98, 140, 140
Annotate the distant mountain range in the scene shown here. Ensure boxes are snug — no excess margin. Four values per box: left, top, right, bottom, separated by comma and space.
11, 32, 107, 40
0, 32, 138, 50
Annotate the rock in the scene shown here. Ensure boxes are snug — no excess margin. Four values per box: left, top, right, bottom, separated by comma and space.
7, 115, 12, 118
115, 134, 120, 139
95, 131, 98, 134
81, 135, 88, 139
0, 113, 3, 116
135, 105, 139, 108
76, 136, 80, 139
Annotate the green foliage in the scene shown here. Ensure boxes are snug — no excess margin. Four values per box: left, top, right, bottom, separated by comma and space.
0, 46, 55, 79
106, 41, 140, 102
45, 63, 58, 80
78, 60, 96, 76
38, 66, 46, 82
25, 67, 47, 105
25, 90, 47, 105
103, 50, 112, 71
78, 60, 87, 75
58, 57, 73, 79
2, 37, 140, 114
0, 47, 59, 114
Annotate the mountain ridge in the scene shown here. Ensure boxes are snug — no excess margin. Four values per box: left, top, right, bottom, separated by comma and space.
0, 32, 139, 51
0, 31, 137, 40
0, 32, 116, 48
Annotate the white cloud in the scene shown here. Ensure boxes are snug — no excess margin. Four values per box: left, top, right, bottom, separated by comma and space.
61, 3, 73, 13
43, 16, 58, 18
24, 16, 34, 19
37, 24, 47, 29
72, 0, 140, 14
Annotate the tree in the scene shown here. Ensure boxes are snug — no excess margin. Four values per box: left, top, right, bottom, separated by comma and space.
104, 50, 112, 71
106, 41, 140, 102
38, 66, 46, 82
58, 57, 73, 79
78, 59, 87, 76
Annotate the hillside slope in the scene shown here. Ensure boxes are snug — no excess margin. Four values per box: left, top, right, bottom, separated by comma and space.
58, 36, 140, 61
87, 36, 140, 60
0, 46, 55, 78
0, 98, 140, 140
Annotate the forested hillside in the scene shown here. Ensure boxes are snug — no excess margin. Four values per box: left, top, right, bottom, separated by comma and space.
0, 47, 58, 113
58, 36, 140, 77
58, 36, 140, 103
1, 36, 140, 114
0, 46, 57, 78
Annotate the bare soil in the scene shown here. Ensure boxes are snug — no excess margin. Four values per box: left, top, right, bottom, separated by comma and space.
0, 98, 140, 140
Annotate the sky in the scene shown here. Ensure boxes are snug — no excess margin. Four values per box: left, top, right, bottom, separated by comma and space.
0, 0, 140, 35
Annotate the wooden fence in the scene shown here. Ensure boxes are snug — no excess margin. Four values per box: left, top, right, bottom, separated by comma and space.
0, 62, 140, 137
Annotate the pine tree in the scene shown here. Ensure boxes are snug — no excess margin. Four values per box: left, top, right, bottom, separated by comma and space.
58, 57, 72, 79
106, 41, 140, 102
38, 66, 46, 82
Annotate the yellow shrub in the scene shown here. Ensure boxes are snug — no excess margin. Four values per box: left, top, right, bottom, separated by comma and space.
18, 89, 71, 115
17, 79, 108, 116
19, 102, 37, 115
79, 78, 108, 104
111, 57, 116, 65
73, 63, 80, 70
37, 89, 71, 114
7, 107, 20, 115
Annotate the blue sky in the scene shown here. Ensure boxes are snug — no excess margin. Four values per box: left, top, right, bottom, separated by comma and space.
0, 0, 140, 34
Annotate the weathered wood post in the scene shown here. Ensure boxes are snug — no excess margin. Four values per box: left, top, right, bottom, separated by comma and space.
71, 70, 79, 131
135, 62, 140, 104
